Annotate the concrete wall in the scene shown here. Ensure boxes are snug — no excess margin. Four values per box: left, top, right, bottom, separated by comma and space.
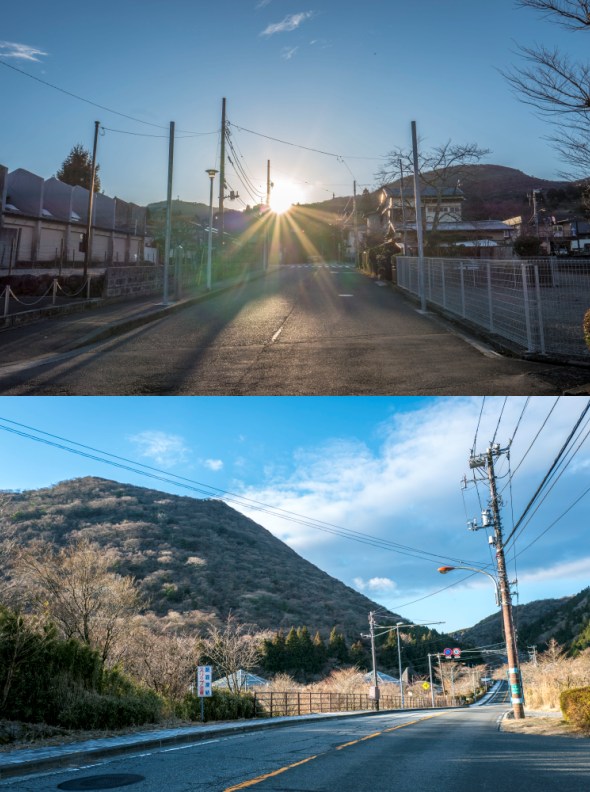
105, 265, 166, 298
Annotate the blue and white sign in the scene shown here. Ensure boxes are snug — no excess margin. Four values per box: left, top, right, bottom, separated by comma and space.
196, 665, 213, 698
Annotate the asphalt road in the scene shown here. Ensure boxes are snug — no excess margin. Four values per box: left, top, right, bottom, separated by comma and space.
2, 706, 588, 792
0, 264, 584, 395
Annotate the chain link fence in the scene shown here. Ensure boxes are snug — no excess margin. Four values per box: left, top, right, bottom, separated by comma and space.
397, 256, 590, 361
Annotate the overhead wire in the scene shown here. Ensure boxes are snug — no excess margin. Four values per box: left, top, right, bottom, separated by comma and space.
503, 399, 590, 548
500, 396, 560, 494
0, 58, 210, 135
0, 418, 488, 570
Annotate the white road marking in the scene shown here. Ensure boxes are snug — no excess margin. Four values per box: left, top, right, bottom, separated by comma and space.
271, 327, 283, 343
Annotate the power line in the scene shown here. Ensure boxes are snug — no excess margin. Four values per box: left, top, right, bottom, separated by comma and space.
0, 417, 487, 569
503, 399, 590, 547
0, 58, 213, 135
228, 121, 388, 161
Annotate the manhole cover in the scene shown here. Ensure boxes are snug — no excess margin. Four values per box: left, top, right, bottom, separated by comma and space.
57, 774, 145, 790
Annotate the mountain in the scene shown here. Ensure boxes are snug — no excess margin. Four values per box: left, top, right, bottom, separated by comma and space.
302, 165, 583, 222
457, 588, 590, 654
1, 477, 400, 641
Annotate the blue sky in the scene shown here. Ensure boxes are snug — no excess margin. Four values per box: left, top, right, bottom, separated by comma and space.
1, 1, 588, 208
1, 396, 589, 633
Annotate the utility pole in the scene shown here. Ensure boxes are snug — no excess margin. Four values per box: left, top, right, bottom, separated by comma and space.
410, 121, 426, 311
469, 444, 525, 720
84, 120, 100, 278
353, 180, 359, 269
263, 159, 271, 270
427, 653, 436, 708
163, 121, 175, 305
368, 611, 380, 711
399, 158, 407, 254
218, 98, 227, 256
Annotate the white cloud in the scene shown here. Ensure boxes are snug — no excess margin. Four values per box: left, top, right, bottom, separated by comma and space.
235, 397, 590, 610
354, 577, 397, 592
0, 41, 47, 62
518, 557, 590, 585
128, 431, 189, 468
260, 11, 314, 36
256, 0, 272, 7
204, 458, 224, 472
281, 46, 299, 60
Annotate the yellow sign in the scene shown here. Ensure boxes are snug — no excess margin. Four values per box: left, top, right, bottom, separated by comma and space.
422, 682, 430, 690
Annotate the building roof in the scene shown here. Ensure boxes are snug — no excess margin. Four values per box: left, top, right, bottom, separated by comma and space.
363, 671, 400, 684
212, 670, 269, 690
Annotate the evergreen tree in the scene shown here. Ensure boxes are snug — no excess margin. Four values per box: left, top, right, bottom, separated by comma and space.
56, 144, 101, 192
296, 626, 314, 674
328, 627, 349, 664
261, 630, 286, 673
312, 631, 327, 671
349, 640, 370, 670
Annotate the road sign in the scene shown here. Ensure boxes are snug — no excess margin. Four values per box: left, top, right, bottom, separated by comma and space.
196, 665, 213, 698
422, 682, 430, 690
452, 647, 461, 657
443, 648, 452, 658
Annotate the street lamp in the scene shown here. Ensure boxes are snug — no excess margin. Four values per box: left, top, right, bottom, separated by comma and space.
373, 619, 445, 709
205, 169, 218, 290
437, 565, 500, 606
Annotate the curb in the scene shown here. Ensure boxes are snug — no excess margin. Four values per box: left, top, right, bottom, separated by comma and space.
0, 706, 446, 780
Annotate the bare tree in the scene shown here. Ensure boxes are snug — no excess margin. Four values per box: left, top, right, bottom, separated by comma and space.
199, 614, 264, 693
121, 615, 201, 701
377, 140, 490, 241
14, 538, 141, 664
503, 1, 590, 179
516, 1, 590, 30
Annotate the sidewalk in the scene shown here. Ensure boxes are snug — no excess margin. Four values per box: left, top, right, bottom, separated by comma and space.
0, 273, 264, 370
0, 710, 385, 780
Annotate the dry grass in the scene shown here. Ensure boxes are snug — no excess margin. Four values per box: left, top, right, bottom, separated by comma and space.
501, 714, 589, 739
520, 642, 590, 711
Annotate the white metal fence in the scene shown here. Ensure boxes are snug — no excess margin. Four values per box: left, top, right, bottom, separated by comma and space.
396, 256, 590, 361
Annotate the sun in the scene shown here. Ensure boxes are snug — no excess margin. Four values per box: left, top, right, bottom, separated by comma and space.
269, 180, 303, 214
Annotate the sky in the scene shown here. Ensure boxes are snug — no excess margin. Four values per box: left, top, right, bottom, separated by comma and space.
1, 395, 589, 633
1, 0, 589, 209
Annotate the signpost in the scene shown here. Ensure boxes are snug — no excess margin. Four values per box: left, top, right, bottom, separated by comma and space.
196, 665, 213, 722
452, 647, 461, 658
443, 648, 453, 659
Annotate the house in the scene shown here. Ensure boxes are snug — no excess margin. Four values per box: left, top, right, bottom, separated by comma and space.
371, 181, 514, 255
0, 164, 153, 268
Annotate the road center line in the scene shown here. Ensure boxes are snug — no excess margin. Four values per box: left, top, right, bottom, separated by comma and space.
224, 754, 321, 791
225, 714, 440, 790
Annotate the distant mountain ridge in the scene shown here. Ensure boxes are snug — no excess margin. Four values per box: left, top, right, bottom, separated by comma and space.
304, 164, 581, 222
1, 477, 401, 640
457, 587, 590, 653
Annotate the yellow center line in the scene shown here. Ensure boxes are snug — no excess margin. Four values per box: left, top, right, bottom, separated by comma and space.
224, 754, 320, 791
225, 713, 444, 790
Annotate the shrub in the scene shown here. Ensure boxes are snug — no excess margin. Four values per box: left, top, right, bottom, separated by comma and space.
583, 309, 590, 352
56, 687, 163, 730
181, 689, 256, 722
560, 687, 590, 729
